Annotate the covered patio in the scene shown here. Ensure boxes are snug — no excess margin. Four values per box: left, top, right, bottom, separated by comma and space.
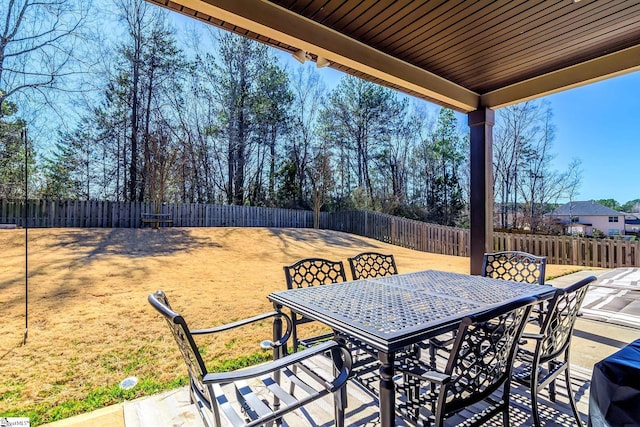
46, 1, 640, 426
145, 0, 640, 275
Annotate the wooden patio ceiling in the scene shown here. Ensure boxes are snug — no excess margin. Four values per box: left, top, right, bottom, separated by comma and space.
147, 0, 640, 113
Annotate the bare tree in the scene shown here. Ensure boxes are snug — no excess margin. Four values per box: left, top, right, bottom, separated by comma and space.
104, 0, 188, 202
321, 76, 401, 207
250, 62, 291, 205
493, 102, 537, 228
205, 32, 272, 205
518, 105, 557, 230
563, 159, 583, 202
307, 146, 333, 228
494, 100, 583, 231
375, 98, 416, 206
0, 0, 90, 118
494, 101, 549, 228
115, 0, 149, 201
285, 66, 326, 206
147, 130, 179, 207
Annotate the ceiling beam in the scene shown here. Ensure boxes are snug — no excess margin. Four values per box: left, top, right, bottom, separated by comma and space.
481, 45, 640, 109
168, 0, 480, 112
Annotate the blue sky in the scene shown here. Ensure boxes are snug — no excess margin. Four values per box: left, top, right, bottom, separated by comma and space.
544, 71, 640, 204
277, 48, 639, 205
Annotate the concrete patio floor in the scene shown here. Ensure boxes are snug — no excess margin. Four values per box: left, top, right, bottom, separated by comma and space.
44, 269, 640, 427
43, 361, 597, 427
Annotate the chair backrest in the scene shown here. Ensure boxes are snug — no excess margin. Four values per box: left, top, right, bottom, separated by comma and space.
347, 252, 398, 280
148, 291, 209, 400
538, 275, 596, 363
149, 291, 350, 427
439, 296, 536, 416
482, 251, 547, 285
283, 257, 347, 289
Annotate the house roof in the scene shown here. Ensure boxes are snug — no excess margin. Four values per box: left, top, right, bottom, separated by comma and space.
146, 0, 640, 113
549, 201, 622, 217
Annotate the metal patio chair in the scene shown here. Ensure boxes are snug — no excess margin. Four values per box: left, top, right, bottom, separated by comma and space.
148, 290, 352, 427
283, 258, 347, 351
347, 251, 398, 280
428, 250, 543, 369
512, 275, 596, 427
482, 250, 547, 285
428, 252, 546, 370
483, 250, 548, 326
396, 296, 536, 426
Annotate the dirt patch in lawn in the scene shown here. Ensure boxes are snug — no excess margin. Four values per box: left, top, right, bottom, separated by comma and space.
0, 227, 580, 420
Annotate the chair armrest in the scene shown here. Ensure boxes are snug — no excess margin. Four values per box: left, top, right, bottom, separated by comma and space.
191, 311, 293, 348
521, 332, 544, 340
419, 370, 450, 384
398, 364, 451, 385
202, 340, 352, 392
430, 334, 456, 348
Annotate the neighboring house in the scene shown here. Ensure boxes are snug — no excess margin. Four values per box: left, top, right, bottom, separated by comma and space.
624, 212, 640, 235
546, 201, 625, 236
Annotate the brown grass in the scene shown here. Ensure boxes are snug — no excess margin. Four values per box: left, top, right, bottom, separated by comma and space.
0, 227, 580, 418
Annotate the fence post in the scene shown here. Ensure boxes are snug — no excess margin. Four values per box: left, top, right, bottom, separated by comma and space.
390, 217, 396, 245
367, 210, 371, 237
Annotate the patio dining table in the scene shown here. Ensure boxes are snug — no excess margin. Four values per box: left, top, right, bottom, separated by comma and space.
268, 269, 555, 427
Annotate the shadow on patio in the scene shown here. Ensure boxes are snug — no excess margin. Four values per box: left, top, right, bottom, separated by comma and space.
47, 316, 636, 427
43, 271, 640, 427
111, 358, 594, 427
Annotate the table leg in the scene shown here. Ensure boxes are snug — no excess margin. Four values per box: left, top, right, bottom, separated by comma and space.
272, 307, 283, 360
272, 306, 283, 416
333, 334, 348, 426
379, 351, 395, 427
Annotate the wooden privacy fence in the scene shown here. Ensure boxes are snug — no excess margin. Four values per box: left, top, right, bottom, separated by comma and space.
2, 199, 640, 268
0, 199, 326, 229
330, 211, 640, 267
493, 231, 640, 269
328, 210, 469, 257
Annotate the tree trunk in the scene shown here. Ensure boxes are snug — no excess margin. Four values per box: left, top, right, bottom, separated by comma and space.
234, 91, 246, 205
128, 8, 142, 202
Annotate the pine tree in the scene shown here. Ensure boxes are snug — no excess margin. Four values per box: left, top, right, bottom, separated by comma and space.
425, 108, 465, 226
0, 99, 34, 199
